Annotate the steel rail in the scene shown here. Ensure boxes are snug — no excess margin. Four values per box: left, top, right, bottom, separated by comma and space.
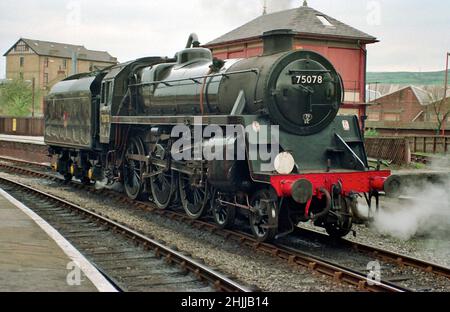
0, 156, 444, 277
294, 227, 450, 279
0, 176, 250, 293
273, 243, 408, 292
0, 157, 437, 292
0, 155, 50, 168
411, 153, 432, 164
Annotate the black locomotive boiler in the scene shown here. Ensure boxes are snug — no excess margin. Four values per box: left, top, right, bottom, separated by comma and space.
45, 31, 397, 241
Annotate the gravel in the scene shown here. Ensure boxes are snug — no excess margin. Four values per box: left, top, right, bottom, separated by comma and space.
281, 230, 450, 292
354, 196, 450, 268
0, 171, 355, 292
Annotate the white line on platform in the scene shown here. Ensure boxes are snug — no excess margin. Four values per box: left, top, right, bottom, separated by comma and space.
0, 135, 46, 146
0, 187, 118, 292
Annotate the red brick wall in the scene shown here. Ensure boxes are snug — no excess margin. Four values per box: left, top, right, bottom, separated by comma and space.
368, 87, 424, 123
376, 129, 449, 136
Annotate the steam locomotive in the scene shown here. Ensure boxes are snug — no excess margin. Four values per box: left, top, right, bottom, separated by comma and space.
45, 31, 398, 242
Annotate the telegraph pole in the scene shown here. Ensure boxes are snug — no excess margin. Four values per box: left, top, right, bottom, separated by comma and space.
442, 52, 449, 136
444, 52, 449, 99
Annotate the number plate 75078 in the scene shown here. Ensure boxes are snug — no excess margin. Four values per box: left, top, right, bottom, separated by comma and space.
292, 75, 323, 85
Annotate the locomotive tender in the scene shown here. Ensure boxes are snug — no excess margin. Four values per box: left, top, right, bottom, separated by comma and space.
45, 31, 397, 241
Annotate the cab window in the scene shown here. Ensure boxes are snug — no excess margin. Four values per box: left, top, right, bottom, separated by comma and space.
101, 81, 112, 105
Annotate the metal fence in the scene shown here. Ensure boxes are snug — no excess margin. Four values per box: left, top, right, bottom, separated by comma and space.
0, 117, 44, 136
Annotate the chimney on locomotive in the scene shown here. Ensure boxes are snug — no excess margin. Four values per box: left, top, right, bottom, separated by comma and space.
262, 29, 296, 56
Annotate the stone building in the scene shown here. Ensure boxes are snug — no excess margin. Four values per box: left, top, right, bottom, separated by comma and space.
3, 38, 117, 113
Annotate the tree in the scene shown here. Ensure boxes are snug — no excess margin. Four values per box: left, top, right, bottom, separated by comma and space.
429, 89, 450, 135
0, 79, 40, 117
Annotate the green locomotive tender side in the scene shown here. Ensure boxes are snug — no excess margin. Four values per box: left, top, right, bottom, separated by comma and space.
45, 73, 102, 150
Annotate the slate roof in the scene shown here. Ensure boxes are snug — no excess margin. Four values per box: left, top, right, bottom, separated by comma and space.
411, 86, 435, 106
4, 38, 117, 63
206, 5, 377, 46
366, 86, 382, 103
370, 85, 434, 106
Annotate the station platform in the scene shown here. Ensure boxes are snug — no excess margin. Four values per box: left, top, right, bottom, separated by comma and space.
0, 134, 45, 146
0, 188, 116, 292
0, 135, 49, 164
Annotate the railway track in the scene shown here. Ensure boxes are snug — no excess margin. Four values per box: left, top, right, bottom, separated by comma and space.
411, 153, 432, 164
0, 176, 250, 292
281, 228, 450, 291
1, 156, 449, 291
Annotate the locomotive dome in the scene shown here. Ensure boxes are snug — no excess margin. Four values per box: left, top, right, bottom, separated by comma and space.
175, 48, 212, 64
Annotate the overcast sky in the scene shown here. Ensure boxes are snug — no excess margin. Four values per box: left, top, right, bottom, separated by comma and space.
1, 0, 449, 79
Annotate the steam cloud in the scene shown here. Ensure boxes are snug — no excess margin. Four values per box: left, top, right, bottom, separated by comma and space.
371, 156, 450, 240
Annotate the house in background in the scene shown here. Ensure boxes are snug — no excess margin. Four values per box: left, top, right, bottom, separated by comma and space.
367, 86, 434, 123
366, 86, 450, 136
3, 38, 117, 114
204, 2, 378, 125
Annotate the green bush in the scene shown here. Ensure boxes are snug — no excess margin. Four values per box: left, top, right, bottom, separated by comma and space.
0, 79, 40, 117
365, 129, 379, 138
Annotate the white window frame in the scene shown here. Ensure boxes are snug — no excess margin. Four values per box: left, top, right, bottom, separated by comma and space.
317, 15, 334, 27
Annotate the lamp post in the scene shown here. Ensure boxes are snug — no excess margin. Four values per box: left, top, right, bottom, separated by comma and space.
442, 52, 449, 137
24, 78, 36, 135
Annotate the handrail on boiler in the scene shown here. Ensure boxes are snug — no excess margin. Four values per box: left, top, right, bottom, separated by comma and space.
128, 68, 259, 88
